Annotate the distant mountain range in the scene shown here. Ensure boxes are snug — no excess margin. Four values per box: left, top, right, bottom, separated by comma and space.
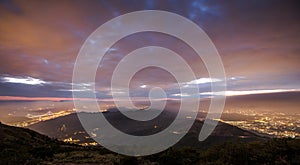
28, 109, 267, 149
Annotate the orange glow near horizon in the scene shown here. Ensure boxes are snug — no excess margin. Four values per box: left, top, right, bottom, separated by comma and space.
0, 89, 299, 101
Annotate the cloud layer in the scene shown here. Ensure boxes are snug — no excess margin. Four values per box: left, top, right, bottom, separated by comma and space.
0, 0, 299, 99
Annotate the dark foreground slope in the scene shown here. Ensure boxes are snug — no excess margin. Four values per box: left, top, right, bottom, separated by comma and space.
1, 122, 300, 164
0, 122, 118, 164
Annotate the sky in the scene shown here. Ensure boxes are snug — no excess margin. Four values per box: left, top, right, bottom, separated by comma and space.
0, 0, 299, 100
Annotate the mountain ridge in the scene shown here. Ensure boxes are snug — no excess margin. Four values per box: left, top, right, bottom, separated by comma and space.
1, 121, 300, 164
28, 110, 267, 149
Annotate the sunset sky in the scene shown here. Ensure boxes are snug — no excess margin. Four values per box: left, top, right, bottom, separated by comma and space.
0, 0, 299, 100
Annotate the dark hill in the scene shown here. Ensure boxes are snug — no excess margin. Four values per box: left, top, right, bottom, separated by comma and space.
0, 121, 72, 164
1, 121, 300, 164
0, 122, 121, 164
29, 110, 266, 149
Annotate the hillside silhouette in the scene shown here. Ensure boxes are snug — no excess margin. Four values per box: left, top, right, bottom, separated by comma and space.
29, 110, 267, 149
1, 121, 300, 164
